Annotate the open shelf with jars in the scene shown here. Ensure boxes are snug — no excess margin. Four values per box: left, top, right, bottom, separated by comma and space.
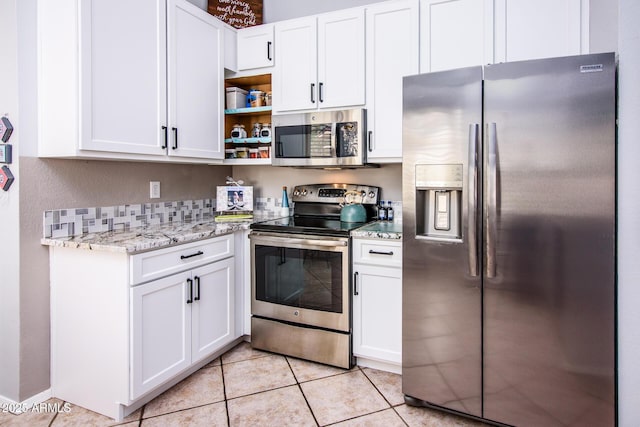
224, 74, 272, 165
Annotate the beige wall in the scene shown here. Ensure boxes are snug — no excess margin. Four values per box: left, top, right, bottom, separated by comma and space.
17, 158, 231, 399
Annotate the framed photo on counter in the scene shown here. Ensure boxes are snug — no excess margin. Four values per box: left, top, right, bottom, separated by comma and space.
216, 186, 253, 213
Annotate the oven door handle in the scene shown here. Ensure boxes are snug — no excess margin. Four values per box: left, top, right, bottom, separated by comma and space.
249, 234, 348, 248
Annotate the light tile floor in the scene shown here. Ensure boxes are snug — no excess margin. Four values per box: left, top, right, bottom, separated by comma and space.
0, 342, 489, 427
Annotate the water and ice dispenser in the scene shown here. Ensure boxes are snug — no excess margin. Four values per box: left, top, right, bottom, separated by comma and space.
415, 164, 463, 241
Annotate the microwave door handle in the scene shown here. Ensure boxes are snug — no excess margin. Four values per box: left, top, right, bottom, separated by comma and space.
276, 140, 283, 157
332, 122, 338, 157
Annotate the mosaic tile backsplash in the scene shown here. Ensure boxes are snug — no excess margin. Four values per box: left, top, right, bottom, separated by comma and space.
43, 197, 290, 239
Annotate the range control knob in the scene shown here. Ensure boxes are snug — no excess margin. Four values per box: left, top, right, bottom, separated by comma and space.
368, 191, 375, 199
302, 189, 308, 196
293, 189, 300, 196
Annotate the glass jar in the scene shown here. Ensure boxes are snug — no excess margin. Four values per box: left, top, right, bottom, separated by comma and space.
260, 123, 271, 138
231, 124, 246, 139
251, 123, 262, 138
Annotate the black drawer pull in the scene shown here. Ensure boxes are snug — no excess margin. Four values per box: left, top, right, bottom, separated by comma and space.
369, 250, 394, 256
161, 125, 168, 149
194, 276, 201, 301
172, 127, 178, 149
181, 251, 204, 260
354, 272, 359, 296
186, 278, 193, 304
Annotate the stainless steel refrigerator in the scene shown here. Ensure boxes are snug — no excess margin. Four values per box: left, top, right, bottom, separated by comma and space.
402, 53, 616, 426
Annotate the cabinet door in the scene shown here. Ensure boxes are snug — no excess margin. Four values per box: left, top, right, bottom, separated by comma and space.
237, 24, 275, 70
191, 258, 235, 363
317, 10, 366, 109
366, 0, 419, 161
353, 264, 402, 364
420, 0, 494, 73
79, 0, 167, 156
493, 0, 588, 63
131, 273, 191, 399
168, 0, 224, 160
273, 17, 317, 112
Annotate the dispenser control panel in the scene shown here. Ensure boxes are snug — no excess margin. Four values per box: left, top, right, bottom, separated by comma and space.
415, 164, 462, 241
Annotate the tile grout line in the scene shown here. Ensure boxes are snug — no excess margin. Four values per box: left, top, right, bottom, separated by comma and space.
359, 367, 410, 427
220, 357, 231, 427
285, 356, 320, 427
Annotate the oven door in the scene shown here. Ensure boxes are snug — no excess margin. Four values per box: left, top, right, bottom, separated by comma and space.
249, 231, 350, 332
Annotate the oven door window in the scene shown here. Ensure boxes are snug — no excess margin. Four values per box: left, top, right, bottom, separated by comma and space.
254, 245, 343, 313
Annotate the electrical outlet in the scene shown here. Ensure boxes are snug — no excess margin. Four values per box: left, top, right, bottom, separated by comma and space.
150, 181, 160, 199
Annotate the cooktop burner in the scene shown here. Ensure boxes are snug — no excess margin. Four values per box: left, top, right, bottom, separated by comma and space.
251, 216, 368, 237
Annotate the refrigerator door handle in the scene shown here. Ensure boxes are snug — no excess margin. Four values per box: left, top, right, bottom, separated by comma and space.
468, 123, 479, 277
486, 122, 498, 278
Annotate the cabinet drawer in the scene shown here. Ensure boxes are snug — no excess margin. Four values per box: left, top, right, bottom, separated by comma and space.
130, 235, 234, 285
352, 239, 402, 268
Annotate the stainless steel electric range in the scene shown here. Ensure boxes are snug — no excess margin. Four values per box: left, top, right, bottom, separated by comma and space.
249, 183, 380, 368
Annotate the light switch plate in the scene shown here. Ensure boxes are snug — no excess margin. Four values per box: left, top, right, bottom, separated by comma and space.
150, 181, 160, 199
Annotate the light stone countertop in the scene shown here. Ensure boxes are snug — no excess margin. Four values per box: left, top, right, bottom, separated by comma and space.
40, 218, 256, 254
351, 221, 403, 240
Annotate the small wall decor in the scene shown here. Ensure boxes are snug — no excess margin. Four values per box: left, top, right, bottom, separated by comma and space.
208, 0, 262, 29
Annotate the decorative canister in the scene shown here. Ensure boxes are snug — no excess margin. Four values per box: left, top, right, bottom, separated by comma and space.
264, 92, 272, 106
249, 148, 259, 158
260, 123, 271, 138
225, 149, 236, 159
235, 147, 248, 158
230, 124, 246, 139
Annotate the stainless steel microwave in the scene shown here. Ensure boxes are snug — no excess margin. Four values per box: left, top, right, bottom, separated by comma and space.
271, 109, 368, 167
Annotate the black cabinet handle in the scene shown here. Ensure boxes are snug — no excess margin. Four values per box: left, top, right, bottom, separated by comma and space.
319, 82, 324, 103
310, 83, 315, 104
186, 278, 193, 304
368, 131, 373, 152
172, 127, 178, 149
369, 250, 394, 256
194, 276, 201, 301
161, 126, 168, 149
267, 41, 272, 61
180, 250, 204, 260
354, 272, 359, 296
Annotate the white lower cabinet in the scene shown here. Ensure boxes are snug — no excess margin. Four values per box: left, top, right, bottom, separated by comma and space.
130, 257, 234, 399
49, 234, 239, 421
352, 238, 402, 372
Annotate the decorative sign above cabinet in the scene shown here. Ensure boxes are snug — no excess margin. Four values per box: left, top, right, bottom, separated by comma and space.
208, 0, 262, 28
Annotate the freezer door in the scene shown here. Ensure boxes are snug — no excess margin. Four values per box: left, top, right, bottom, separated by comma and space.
402, 67, 483, 416
483, 53, 616, 426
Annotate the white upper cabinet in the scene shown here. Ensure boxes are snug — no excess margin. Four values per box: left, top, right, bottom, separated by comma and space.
237, 24, 275, 70
317, 10, 366, 109
37, 0, 224, 162
366, 0, 419, 161
168, 0, 224, 160
420, 0, 588, 73
273, 9, 365, 113
79, 0, 168, 156
420, 0, 493, 73
493, 0, 588, 63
